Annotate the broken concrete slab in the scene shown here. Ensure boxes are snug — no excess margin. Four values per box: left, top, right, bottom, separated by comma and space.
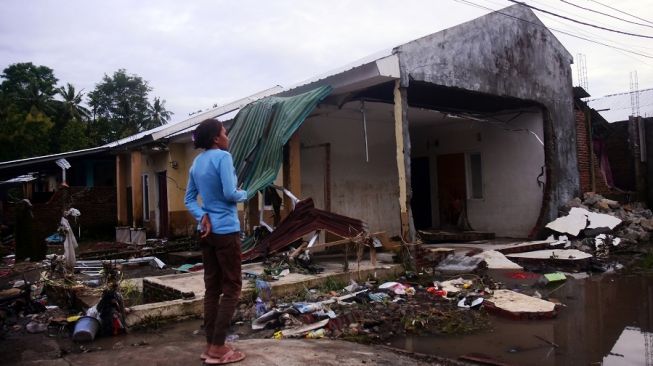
586, 210, 622, 230
485, 289, 557, 319
473, 250, 522, 270
546, 207, 622, 237
545, 208, 588, 236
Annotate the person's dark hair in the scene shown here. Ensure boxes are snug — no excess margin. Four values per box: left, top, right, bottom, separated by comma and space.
193, 118, 224, 149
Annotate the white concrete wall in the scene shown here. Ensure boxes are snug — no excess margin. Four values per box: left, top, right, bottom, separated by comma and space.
299, 105, 401, 236
411, 109, 545, 237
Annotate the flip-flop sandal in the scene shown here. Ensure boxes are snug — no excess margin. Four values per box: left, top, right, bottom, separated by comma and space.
204, 350, 246, 365
201, 345, 237, 360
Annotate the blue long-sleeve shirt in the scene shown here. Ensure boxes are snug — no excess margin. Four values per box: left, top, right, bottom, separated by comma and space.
184, 149, 248, 234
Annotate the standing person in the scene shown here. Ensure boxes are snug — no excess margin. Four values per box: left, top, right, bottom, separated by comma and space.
185, 118, 247, 365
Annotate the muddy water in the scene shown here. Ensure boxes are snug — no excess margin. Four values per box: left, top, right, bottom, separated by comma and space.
391, 273, 653, 365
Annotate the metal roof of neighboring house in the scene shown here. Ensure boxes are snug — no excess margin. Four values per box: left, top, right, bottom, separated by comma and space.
587, 88, 653, 122
0, 145, 109, 170
106, 85, 283, 149
0, 86, 283, 168
0, 173, 37, 184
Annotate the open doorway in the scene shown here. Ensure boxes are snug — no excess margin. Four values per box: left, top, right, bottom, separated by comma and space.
157, 171, 168, 238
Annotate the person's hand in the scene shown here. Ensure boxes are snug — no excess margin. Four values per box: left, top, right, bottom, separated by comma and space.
200, 214, 211, 238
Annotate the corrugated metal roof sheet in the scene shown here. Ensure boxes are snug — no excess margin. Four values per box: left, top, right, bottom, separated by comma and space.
242, 198, 367, 261
0, 174, 36, 184
587, 88, 653, 122
229, 85, 333, 198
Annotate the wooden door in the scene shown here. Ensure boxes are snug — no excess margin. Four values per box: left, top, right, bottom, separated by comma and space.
437, 153, 466, 229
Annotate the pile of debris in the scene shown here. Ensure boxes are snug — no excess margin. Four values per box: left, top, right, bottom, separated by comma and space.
545, 192, 653, 263
239, 275, 495, 342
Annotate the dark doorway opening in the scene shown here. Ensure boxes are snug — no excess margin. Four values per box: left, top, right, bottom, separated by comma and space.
411, 157, 432, 230
157, 171, 168, 238
437, 153, 466, 229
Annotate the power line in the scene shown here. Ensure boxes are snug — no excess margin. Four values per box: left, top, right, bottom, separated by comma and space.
453, 0, 653, 59
588, 0, 653, 26
506, 0, 653, 39
561, 0, 653, 30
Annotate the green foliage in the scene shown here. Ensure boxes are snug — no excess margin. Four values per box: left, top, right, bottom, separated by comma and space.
88, 69, 171, 145
0, 62, 58, 113
0, 63, 58, 160
58, 118, 91, 152
0, 63, 172, 161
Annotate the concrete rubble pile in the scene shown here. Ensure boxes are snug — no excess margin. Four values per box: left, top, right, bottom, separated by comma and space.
546, 192, 653, 260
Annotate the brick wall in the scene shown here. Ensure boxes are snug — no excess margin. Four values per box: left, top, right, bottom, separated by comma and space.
142, 279, 194, 303
575, 105, 621, 196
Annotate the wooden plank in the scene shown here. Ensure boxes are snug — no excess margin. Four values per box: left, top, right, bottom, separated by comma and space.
394, 81, 413, 242
130, 150, 144, 227
283, 132, 301, 219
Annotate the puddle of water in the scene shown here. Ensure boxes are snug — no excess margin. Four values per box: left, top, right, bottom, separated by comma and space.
391, 272, 653, 365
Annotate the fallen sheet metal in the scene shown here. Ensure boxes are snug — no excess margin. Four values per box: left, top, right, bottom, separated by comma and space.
242, 198, 367, 261
506, 249, 592, 261
485, 289, 558, 319
473, 250, 523, 270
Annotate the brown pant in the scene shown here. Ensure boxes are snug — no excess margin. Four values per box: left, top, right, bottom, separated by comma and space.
201, 232, 242, 345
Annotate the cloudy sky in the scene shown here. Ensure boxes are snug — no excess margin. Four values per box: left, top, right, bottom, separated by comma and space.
1, 0, 652, 121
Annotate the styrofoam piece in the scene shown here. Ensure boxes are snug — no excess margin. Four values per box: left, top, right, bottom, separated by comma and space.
473, 250, 522, 270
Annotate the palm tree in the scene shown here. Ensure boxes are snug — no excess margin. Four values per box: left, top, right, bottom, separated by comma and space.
57, 83, 90, 122
145, 97, 172, 130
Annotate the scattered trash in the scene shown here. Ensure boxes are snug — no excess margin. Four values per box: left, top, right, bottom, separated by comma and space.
72, 316, 101, 342
541, 273, 567, 285
473, 250, 522, 270
457, 297, 484, 309
368, 292, 390, 302
26, 321, 48, 333
306, 328, 326, 339
435, 254, 484, 273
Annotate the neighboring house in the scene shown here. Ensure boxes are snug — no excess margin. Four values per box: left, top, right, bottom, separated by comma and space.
1, 4, 581, 243
586, 88, 653, 204
0, 148, 117, 242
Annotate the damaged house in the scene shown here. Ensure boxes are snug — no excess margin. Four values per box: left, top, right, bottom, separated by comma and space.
1, 5, 579, 250
113, 4, 577, 246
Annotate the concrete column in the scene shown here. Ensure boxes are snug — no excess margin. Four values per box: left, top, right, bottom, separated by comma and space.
393, 80, 415, 242
131, 150, 144, 227
283, 132, 302, 218
116, 154, 129, 225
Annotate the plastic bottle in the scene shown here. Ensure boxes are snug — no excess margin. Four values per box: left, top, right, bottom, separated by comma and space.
306, 328, 326, 339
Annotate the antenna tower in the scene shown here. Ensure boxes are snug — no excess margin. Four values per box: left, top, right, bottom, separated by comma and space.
577, 53, 588, 90
630, 71, 640, 117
